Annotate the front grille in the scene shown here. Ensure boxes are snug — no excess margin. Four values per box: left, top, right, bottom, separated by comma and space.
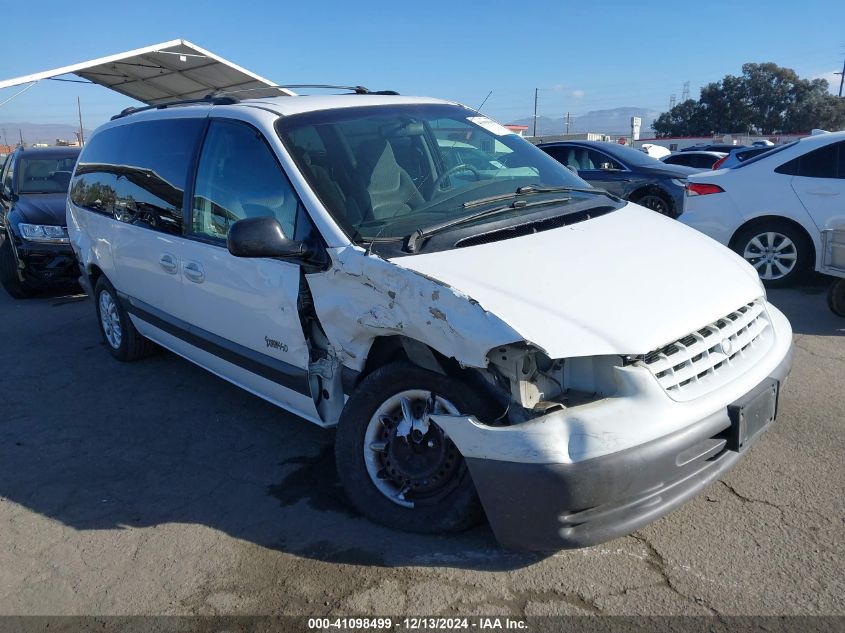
638, 299, 773, 401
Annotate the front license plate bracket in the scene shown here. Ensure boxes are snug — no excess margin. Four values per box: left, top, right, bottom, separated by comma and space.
727, 379, 779, 452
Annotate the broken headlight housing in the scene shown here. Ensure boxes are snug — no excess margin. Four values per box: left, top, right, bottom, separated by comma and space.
485, 344, 623, 419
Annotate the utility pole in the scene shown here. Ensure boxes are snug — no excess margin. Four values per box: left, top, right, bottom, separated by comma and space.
837, 55, 845, 97
18, 129, 24, 147
77, 96, 85, 146
565, 112, 571, 135
533, 88, 539, 137
681, 81, 690, 102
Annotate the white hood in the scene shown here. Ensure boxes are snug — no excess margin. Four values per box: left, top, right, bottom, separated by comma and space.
392, 204, 765, 359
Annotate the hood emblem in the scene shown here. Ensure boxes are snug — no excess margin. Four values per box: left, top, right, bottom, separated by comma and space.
719, 338, 734, 356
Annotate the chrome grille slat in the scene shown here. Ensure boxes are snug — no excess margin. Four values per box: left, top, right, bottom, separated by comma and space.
638, 299, 774, 401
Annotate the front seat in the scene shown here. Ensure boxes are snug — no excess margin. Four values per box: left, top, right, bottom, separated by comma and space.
357, 138, 425, 220
577, 149, 595, 170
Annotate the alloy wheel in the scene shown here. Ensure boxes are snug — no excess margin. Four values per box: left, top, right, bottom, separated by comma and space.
637, 194, 670, 215
742, 231, 797, 280
99, 290, 123, 349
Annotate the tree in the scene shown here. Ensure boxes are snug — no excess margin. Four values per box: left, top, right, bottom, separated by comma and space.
652, 63, 845, 137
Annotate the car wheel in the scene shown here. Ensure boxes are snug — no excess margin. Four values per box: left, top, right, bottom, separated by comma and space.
335, 361, 490, 534
633, 191, 671, 216
94, 276, 156, 361
732, 221, 811, 288
828, 279, 845, 317
0, 236, 32, 299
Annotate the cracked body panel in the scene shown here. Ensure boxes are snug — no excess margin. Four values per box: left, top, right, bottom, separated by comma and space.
304, 246, 524, 373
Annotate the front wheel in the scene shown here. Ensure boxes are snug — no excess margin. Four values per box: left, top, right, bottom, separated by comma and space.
828, 278, 845, 317
335, 361, 489, 534
0, 237, 32, 299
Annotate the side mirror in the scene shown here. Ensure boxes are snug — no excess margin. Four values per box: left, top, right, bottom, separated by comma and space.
599, 162, 615, 171
227, 216, 308, 259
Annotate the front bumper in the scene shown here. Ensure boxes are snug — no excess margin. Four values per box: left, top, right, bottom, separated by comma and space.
13, 239, 78, 287
432, 305, 794, 551
472, 346, 791, 550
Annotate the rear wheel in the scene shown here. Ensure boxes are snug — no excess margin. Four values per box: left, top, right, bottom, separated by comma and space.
0, 237, 32, 299
732, 221, 812, 287
632, 190, 672, 216
94, 276, 156, 361
335, 361, 489, 534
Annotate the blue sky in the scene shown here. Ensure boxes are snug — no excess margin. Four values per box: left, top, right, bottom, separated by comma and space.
1, 0, 843, 132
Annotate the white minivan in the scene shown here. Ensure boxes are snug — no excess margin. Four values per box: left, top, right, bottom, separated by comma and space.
68, 93, 793, 551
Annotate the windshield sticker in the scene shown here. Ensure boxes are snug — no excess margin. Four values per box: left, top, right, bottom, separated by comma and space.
467, 116, 514, 136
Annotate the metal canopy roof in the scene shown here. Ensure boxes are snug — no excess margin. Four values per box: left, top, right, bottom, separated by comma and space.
0, 39, 294, 105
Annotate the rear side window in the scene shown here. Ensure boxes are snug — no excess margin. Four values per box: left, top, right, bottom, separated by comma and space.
664, 155, 691, 167
774, 141, 843, 179
71, 118, 205, 234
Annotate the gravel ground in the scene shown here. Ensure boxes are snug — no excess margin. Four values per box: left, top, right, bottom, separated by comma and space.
0, 279, 842, 616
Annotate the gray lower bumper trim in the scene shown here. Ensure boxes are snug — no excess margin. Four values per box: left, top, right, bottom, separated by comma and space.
468, 344, 794, 551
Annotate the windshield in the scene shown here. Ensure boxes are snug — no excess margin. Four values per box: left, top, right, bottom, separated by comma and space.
275, 104, 593, 242
17, 155, 78, 194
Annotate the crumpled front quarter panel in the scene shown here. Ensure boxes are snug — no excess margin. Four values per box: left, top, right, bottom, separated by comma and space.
305, 247, 523, 371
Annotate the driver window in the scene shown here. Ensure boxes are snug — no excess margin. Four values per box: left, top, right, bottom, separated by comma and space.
588, 149, 622, 171
192, 120, 299, 241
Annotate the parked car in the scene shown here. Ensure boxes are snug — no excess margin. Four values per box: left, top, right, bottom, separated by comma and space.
68, 94, 793, 551
0, 145, 81, 297
680, 131, 845, 286
536, 140, 698, 217
711, 145, 777, 170
680, 143, 748, 153
662, 151, 727, 170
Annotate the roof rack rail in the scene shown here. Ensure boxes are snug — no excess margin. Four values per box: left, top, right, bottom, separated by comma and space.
110, 95, 240, 121
206, 84, 400, 98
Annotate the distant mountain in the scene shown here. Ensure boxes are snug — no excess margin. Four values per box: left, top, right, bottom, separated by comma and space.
0, 122, 93, 146
508, 107, 660, 137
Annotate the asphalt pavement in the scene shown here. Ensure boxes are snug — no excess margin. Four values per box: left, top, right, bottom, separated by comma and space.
0, 279, 842, 616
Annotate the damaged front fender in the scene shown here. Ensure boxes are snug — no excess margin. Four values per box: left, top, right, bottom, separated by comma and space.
304, 246, 525, 372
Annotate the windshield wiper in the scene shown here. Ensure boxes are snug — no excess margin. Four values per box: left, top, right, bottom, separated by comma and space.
406, 195, 572, 253
462, 184, 605, 209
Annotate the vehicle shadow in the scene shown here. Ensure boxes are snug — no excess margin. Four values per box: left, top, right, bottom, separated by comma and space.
767, 274, 844, 336
0, 289, 543, 572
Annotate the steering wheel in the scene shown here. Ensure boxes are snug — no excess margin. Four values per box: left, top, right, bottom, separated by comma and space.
432, 163, 482, 191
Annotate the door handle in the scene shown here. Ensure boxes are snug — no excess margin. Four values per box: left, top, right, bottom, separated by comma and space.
806, 190, 839, 197
183, 261, 205, 283
159, 253, 178, 274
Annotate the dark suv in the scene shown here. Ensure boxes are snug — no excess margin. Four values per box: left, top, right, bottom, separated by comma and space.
536, 141, 698, 217
0, 146, 81, 297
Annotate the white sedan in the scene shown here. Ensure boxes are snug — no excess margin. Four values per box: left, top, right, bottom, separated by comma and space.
680, 131, 845, 286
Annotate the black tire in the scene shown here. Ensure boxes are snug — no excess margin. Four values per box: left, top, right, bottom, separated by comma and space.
0, 236, 32, 299
632, 190, 672, 217
94, 275, 156, 361
335, 361, 492, 534
731, 220, 813, 288
828, 279, 845, 317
